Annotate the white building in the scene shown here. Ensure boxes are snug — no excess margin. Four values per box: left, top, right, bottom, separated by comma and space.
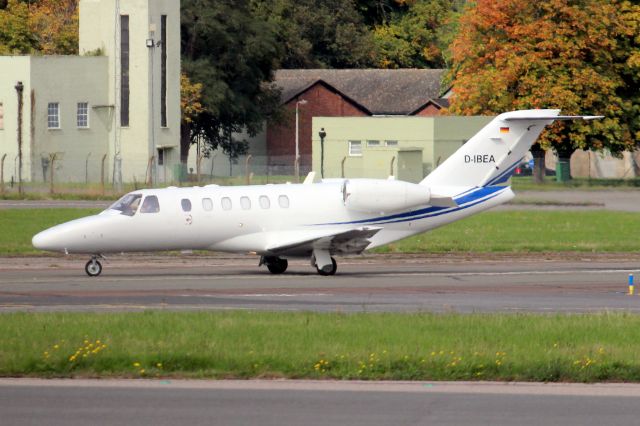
0, 0, 181, 185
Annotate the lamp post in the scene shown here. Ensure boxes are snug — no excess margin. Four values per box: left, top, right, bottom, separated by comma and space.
294, 99, 307, 181
319, 127, 326, 178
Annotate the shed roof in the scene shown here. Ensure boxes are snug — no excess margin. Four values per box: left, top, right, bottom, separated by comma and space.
275, 69, 447, 115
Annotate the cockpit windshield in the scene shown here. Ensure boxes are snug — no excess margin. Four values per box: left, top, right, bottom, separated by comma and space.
107, 193, 142, 216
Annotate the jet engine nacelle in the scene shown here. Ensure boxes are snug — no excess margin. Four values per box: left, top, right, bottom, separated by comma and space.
343, 179, 431, 213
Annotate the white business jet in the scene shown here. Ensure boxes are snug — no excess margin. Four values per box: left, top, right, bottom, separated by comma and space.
32, 110, 601, 276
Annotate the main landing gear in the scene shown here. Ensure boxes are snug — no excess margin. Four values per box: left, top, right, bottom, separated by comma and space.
260, 256, 288, 274
85, 255, 103, 277
312, 249, 337, 276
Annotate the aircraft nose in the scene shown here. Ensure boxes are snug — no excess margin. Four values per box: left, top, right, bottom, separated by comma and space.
32, 228, 64, 252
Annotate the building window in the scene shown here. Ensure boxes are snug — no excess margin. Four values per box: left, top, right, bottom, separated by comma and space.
202, 198, 213, 211
221, 197, 232, 211
367, 140, 380, 147
259, 195, 270, 209
160, 15, 167, 127
47, 103, 60, 129
0, 102, 4, 130
77, 102, 89, 128
120, 15, 130, 127
278, 195, 290, 209
385, 140, 398, 147
240, 196, 251, 210
348, 140, 362, 156
157, 148, 164, 166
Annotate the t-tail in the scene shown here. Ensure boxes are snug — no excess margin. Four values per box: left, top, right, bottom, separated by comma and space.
421, 109, 602, 188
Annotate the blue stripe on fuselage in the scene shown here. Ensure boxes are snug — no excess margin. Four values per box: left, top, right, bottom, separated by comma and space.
311, 186, 508, 226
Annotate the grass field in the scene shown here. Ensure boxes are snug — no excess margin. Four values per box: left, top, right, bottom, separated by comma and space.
2, 208, 639, 255
1, 311, 639, 382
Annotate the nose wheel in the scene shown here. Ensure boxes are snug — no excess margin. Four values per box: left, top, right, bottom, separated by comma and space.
85, 256, 103, 277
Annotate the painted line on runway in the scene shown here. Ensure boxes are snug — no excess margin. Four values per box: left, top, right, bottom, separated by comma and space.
2, 268, 639, 286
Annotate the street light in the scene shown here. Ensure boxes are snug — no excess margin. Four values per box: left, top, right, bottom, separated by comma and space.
319, 127, 326, 178
294, 99, 307, 181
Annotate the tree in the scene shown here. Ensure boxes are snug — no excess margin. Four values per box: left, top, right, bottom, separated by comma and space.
448, 0, 637, 182
28, 0, 78, 55
372, 0, 464, 69
181, 0, 283, 168
180, 72, 204, 164
0, 0, 78, 55
0, 0, 34, 54
251, 0, 376, 68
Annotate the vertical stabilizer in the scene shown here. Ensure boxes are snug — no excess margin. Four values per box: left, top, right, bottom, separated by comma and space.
421, 109, 562, 187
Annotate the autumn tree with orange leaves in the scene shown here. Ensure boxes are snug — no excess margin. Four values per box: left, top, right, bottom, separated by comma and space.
448, 0, 639, 181
0, 0, 78, 54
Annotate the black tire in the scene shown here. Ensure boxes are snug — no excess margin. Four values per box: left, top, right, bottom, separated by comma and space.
85, 259, 102, 277
267, 258, 288, 274
316, 258, 337, 276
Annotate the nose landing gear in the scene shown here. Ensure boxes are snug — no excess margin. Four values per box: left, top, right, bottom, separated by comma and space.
260, 256, 288, 274
85, 255, 103, 277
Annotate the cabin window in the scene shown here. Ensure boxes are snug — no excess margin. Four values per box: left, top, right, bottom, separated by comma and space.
140, 195, 160, 213
240, 196, 251, 210
348, 140, 362, 156
202, 198, 213, 211
259, 195, 270, 209
278, 195, 290, 208
108, 193, 142, 216
221, 197, 232, 211
385, 140, 398, 147
181, 198, 192, 212
367, 140, 380, 147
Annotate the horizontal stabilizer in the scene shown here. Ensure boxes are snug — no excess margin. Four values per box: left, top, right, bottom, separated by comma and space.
504, 115, 604, 121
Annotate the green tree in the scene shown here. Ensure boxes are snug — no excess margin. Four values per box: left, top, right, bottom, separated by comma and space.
181, 0, 282, 166
251, 0, 376, 68
0, 0, 34, 54
448, 0, 637, 182
372, 0, 464, 69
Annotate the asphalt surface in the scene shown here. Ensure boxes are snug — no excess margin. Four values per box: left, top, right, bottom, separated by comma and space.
1, 254, 639, 313
1, 379, 640, 426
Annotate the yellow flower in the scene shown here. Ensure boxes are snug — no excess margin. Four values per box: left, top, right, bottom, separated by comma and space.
156, 363, 163, 368
133, 362, 141, 367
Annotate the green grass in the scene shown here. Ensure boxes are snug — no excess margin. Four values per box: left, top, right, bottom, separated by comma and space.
0, 209, 100, 255
2, 311, 640, 382
378, 210, 640, 253
2, 209, 639, 255
511, 176, 640, 191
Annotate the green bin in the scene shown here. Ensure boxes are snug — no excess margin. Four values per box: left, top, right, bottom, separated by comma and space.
555, 159, 571, 182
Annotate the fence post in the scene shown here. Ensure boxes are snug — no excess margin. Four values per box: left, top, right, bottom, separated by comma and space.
0, 154, 6, 195
146, 155, 155, 186
49, 152, 58, 195
245, 155, 252, 185
101, 154, 107, 196
341, 156, 347, 178
85, 152, 91, 184
196, 152, 204, 184
390, 156, 396, 177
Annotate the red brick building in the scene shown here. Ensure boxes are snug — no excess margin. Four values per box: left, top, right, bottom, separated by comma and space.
267, 69, 449, 172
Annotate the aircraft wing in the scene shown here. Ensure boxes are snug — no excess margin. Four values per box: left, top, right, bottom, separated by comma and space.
265, 227, 382, 257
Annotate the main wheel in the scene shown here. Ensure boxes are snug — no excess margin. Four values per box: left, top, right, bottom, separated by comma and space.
267, 258, 288, 274
85, 259, 102, 277
316, 257, 337, 276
